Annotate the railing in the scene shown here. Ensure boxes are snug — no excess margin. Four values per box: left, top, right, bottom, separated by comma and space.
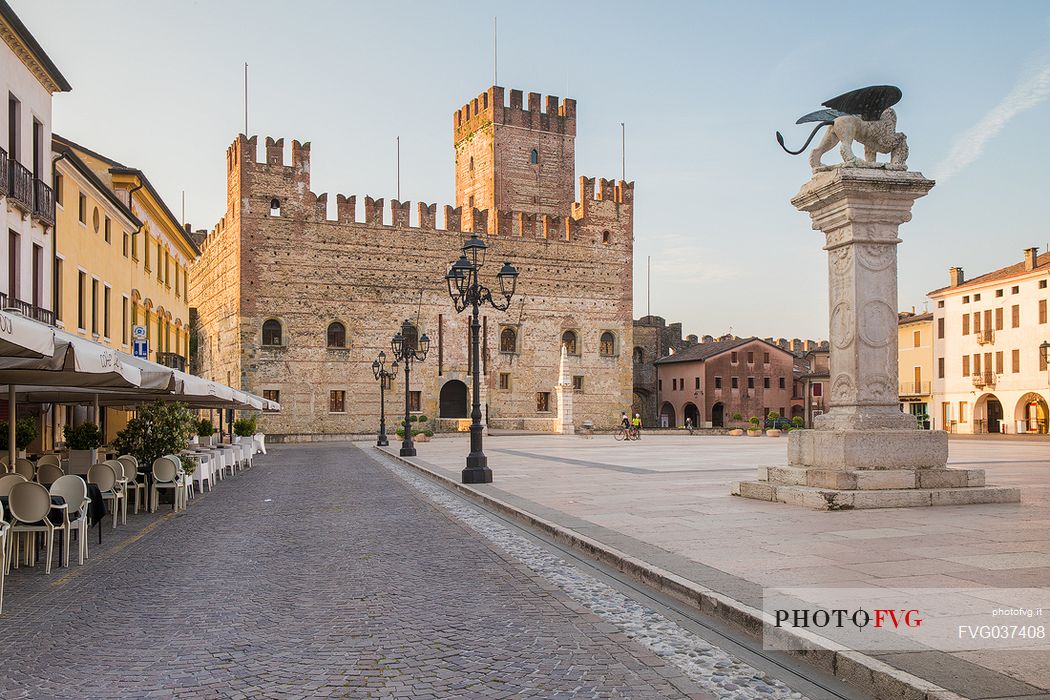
7, 158, 33, 211
32, 178, 55, 225
0, 147, 8, 196
976, 329, 994, 345
971, 371, 995, 388
0, 292, 55, 325
156, 351, 187, 371
898, 381, 932, 396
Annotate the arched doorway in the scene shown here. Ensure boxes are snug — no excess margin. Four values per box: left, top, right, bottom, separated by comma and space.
632, 389, 650, 425
790, 404, 804, 421
986, 397, 1003, 433
439, 380, 468, 418
711, 402, 725, 427
660, 402, 676, 428
974, 393, 1003, 434
683, 402, 700, 429
1015, 393, 1049, 434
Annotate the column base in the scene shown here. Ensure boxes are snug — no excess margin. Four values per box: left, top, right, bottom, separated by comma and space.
732, 478, 1020, 510
462, 466, 493, 484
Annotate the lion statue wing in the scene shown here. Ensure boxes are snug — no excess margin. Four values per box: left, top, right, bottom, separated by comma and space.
822, 85, 902, 121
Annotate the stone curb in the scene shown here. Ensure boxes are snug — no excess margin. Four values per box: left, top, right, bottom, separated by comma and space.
376, 446, 968, 700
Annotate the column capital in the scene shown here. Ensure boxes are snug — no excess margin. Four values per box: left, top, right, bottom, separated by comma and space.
792, 168, 935, 240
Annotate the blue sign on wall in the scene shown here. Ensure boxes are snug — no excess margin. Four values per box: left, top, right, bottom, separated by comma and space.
133, 339, 148, 359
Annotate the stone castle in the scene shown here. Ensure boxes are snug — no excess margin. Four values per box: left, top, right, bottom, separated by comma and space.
190, 86, 634, 439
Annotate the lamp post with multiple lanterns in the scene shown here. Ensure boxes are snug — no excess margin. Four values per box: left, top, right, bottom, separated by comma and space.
445, 232, 520, 484
390, 319, 430, 457
371, 351, 398, 447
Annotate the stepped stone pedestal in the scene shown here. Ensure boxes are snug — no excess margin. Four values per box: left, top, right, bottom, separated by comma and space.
733, 167, 1020, 510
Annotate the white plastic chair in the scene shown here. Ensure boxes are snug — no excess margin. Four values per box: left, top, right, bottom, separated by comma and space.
87, 463, 123, 529
36, 454, 61, 469
7, 481, 57, 574
151, 457, 181, 513
0, 474, 28, 497
117, 456, 145, 514
102, 460, 130, 525
0, 519, 7, 613
165, 455, 193, 505
35, 463, 64, 487
13, 459, 35, 481
50, 475, 90, 566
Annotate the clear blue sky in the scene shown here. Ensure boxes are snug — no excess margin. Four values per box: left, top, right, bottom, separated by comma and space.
15, 0, 1050, 340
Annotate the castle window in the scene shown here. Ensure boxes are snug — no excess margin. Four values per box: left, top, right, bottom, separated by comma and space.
602, 230, 610, 244
536, 391, 551, 412
633, 347, 644, 364
329, 390, 346, 414
469, 156, 474, 172
269, 198, 281, 217
530, 149, 539, 165
263, 389, 280, 403
561, 330, 578, 356
499, 326, 518, 354
599, 331, 617, 356
572, 375, 584, 392
262, 319, 283, 346
327, 321, 346, 348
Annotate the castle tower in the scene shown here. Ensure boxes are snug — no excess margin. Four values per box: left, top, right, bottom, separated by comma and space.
453, 86, 577, 217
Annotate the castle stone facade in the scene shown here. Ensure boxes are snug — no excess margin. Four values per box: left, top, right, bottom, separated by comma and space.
190, 86, 634, 440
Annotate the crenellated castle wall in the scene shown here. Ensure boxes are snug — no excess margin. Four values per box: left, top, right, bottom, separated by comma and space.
191, 123, 635, 439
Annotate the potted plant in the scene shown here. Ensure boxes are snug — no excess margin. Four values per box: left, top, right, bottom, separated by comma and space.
180, 454, 198, 477
233, 415, 258, 450
64, 422, 104, 474
726, 413, 745, 436
916, 412, 930, 430
0, 418, 40, 457
747, 417, 763, 437
768, 407, 785, 434
197, 418, 216, 446
791, 416, 805, 430
114, 401, 198, 473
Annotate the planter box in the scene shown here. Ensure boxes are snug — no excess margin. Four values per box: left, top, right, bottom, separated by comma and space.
68, 449, 94, 475
766, 429, 782, 437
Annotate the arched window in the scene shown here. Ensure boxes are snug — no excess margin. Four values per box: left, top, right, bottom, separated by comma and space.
530, 148, 539, 164
633, 346, 644, 364
327, 321, 346, 348
262, 319, 282, 346
600, 331, 617, 356
269, 198, 281, 216
561, 330, 578, 355
602, 230, 611, 244
500, 326, 517, 354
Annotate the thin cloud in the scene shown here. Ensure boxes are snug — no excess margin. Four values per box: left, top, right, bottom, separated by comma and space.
935, 61, 1050, 180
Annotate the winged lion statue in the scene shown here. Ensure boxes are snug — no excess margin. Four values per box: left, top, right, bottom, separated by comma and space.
776, 85, 908, 172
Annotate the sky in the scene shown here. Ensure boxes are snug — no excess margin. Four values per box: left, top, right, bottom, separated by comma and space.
13, 0, 1050, 340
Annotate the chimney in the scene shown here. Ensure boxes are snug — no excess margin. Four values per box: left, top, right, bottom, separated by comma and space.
949, 266, 964, 287
1024, 247, 1039, 272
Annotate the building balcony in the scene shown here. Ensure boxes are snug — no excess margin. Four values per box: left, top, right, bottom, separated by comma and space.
976, 329, 994, 345
0, 292, 55, 325
7, 158, 33, 213
898, 380, 932, 397
32, 178, 55, 226
971, 371, 995, 388
156, 351, 187, 371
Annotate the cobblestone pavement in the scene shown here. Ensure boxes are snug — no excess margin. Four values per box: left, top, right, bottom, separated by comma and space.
0, 444, 717, 699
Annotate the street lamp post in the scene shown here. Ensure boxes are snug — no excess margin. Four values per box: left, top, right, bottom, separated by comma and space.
445, 232, 519, 484
390, 319, 430, 457
371, 351, 398, 447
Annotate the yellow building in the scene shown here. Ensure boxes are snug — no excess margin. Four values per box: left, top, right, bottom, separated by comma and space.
898, 310, 934, 428
51, 134, 199, 439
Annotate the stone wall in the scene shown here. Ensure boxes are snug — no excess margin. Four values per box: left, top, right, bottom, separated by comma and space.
191, 123, 634, 439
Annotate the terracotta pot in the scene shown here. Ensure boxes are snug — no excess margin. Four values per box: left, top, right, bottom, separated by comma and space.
728, 429, 744, 436
766, 429, 782, 437
747, 429, 763, 437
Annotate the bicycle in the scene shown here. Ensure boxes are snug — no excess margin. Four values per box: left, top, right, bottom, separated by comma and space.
615, 426, 640, 441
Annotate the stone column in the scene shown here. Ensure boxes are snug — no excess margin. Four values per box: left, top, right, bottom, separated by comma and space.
554, 346, 574, 434
734, 168, 1019, 509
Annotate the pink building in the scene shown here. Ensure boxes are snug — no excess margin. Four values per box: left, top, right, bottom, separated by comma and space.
653, 337, 799, 427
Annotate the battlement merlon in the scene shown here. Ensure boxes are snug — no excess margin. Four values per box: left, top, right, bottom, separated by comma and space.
227, 134, 312, 175
453, 85, 577, 144
572, 176, 636, 219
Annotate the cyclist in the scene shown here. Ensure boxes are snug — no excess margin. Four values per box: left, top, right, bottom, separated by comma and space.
685, 417, 694, 435
619, 412, 631, 442
631, 413, 642, 440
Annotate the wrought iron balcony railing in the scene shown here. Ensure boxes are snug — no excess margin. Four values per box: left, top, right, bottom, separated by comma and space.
32, 178, 55, 225
156, 351, 187, 371
0, 292, 55, 326
971, 371, 995, 388
0, 147, 8, 196
898, 381, 932, 396
7, 158, 33, 212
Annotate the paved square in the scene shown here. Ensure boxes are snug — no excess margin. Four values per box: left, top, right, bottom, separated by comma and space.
394, 433, 1050, 697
